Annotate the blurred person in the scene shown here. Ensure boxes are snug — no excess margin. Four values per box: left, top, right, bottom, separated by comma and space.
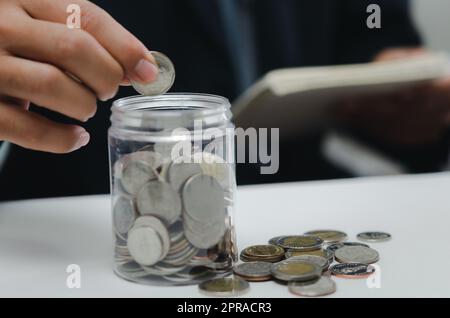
0, 0, 449, 200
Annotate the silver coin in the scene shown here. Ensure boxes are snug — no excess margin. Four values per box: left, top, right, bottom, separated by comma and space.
164, 245, 198, 266
289, 277, 336, 297
233, 262, 272, 280
183, 216, 226, 249
182, 174, 226, 223
131, 51, 175, 96
133, 216, 171, 259
136, 180, 182, 226
334, 246, 380, 264
168, 160, 203, 192
331, 263, 376, 278
198, 277, 250, 297
112, 195, 137, 236
271, 259, 322, 282
192, 152, 232, 190
287, 255, 329, 271
127, 226, 163, 266
357, 232, 392, 242
326, 242, 370, 254
120, 152, 162, 194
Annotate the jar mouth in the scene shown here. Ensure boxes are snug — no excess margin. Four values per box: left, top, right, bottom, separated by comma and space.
112, 93, 230, 118
111, 93, 232, 132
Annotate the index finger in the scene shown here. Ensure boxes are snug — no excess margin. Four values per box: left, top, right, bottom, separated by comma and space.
21, 0, 158, 84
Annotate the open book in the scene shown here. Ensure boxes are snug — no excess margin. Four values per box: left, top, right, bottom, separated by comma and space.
233, 53, 450, 139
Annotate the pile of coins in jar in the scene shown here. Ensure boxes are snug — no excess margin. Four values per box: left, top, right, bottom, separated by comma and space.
112, 147, 236, 284
198, 231, 390, 297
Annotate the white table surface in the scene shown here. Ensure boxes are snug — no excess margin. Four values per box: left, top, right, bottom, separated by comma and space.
1, 172, 450, 298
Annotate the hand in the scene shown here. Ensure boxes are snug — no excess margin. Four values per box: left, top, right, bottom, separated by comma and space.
0, 0, 158, 153
335, 48, 450, 146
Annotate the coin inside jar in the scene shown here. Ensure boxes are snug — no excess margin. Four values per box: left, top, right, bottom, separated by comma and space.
168, 160, 203, 191
182, 173, 225, 222
136, 180, 182, 226
131, 51, 176, 96
127, 226, 164, 266
113, 195, 137, 237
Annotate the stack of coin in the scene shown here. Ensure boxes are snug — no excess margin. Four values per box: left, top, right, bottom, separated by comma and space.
240, 245, 285, 263
304, 230, 348, 245
285, 248, 333, 264
216, 230, 390, 298
271, 258, 322, 282
112, 146, 236, 284
275, 235, 324, 251
233, 262, 272, 282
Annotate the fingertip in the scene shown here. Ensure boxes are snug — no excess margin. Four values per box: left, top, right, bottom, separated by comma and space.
121, 76, 132, 86
69, 126, 90, 152
133, 53, 159, 84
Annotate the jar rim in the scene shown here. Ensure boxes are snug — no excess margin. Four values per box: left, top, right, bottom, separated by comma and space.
112, 93, 230, 119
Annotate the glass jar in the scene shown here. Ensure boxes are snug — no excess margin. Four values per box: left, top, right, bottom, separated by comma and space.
108, 94, 237, 285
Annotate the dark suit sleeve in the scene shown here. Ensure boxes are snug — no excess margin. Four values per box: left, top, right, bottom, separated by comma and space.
335, 0, 422, 64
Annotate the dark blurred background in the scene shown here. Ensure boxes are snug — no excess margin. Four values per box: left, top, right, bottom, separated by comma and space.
0, 0, 449, 201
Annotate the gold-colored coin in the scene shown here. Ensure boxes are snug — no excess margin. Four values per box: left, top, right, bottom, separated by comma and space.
304, 230, 348, 244
278, 263, 317, 275
277, 235, 323, 251
243, 245, 284, 257
285, 249, 333, 260
198, 277, 250, 296
271, 259, 322, 282
240, 244, 285, 263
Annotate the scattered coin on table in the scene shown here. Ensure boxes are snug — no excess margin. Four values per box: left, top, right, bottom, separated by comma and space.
289, 276, 336, 297
198, 277, 250, 297
276, 235, 324, 251
326, 242, 370, 255
240, 245, 285, 263
285, 248, 333, 262
304, 230, 348, 244
331, 263, 376, 279
357, 232, 392, 242
334, 246, 380, 264
228, 229, 388, 297
271, 259, 322, 282
233, 262, 273, 282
